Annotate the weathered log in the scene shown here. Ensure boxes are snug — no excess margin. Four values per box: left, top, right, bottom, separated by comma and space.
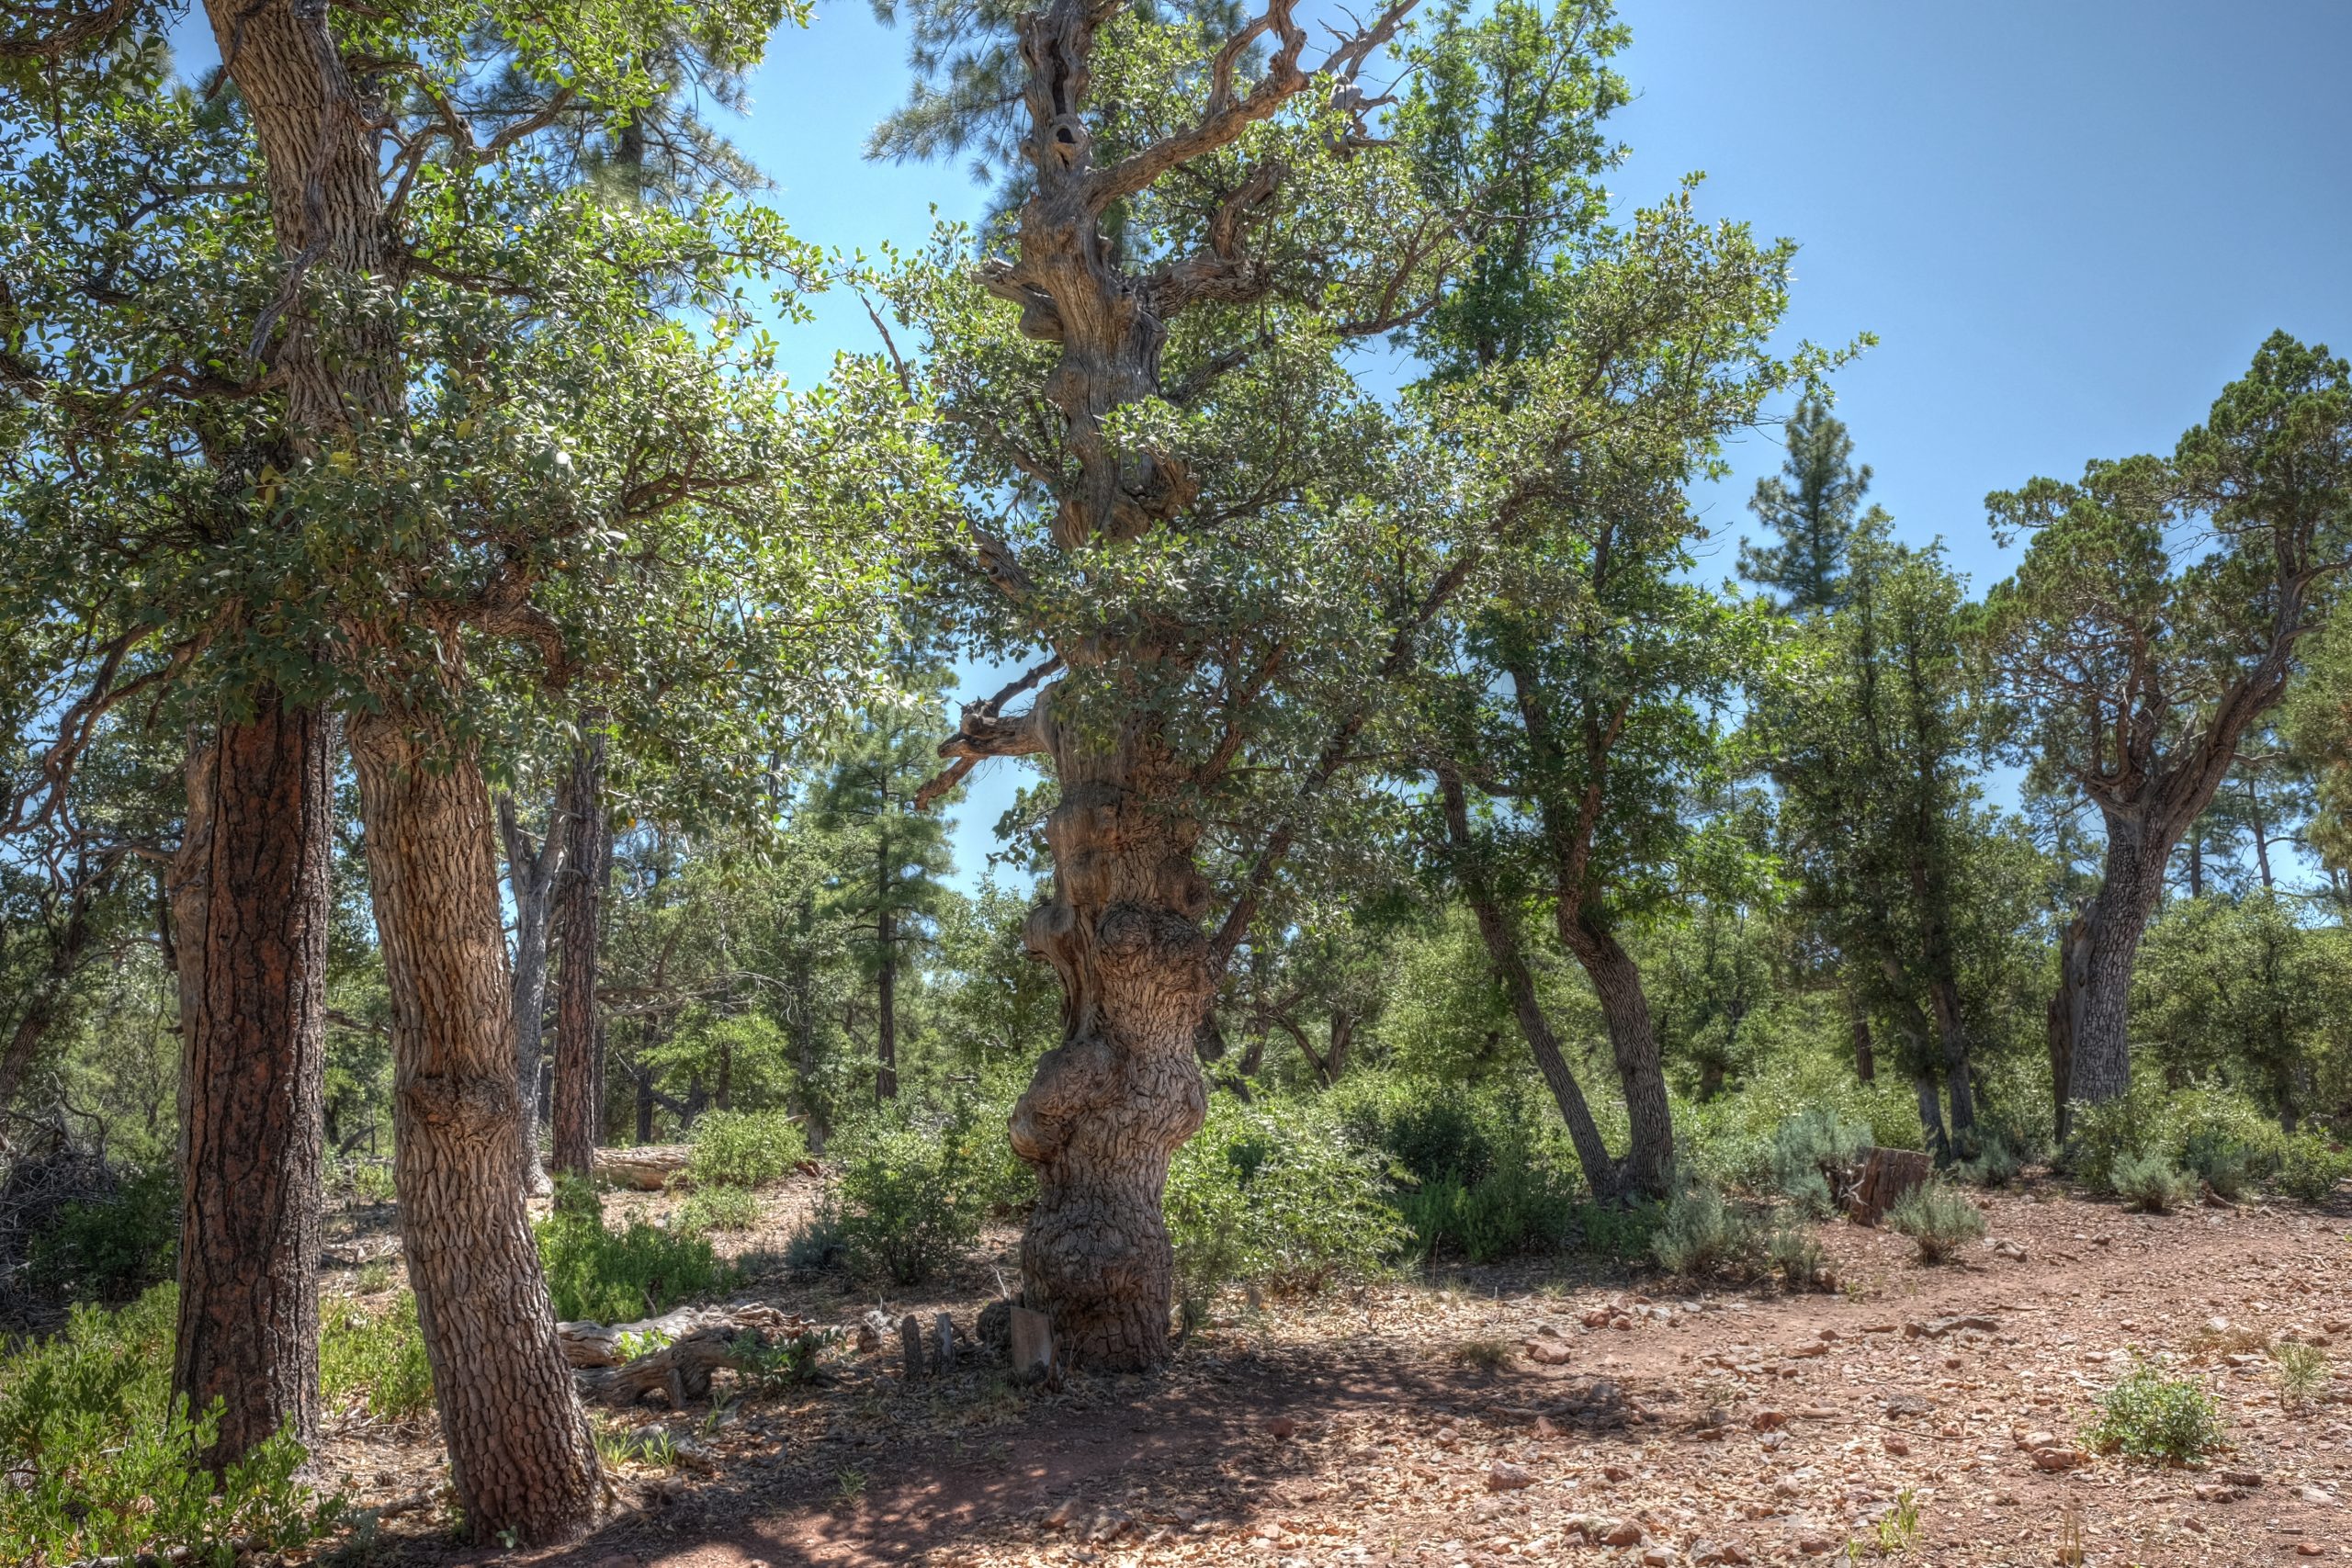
899, 1313, 926, 1380
1010, 1305, 1055, 1383
593, 1145, 691, 1190
575, 1325, 765, 1408
558, 1306, 736, 1369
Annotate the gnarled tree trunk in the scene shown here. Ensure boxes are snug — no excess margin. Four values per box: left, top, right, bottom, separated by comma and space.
1009, 717, 1211, 1371
347, 702, 602, 1542
171, 696, 330, 1472
2060, 820, 2165, 1115
550, 726, 610, 1179
1558, 914, 1675, 1198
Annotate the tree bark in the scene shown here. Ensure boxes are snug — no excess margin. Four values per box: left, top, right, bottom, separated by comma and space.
171, 696, 330, 1472
498, 793, 567, 1194
2063, 820, 2167, 1112
347, 701, 601, 1540
1557, 913, 1675, 1199
876, 847, 899, 1102
550, 727, 611, 1178
1008, 708, 1211, 1371
1849, 997, 1876, 1084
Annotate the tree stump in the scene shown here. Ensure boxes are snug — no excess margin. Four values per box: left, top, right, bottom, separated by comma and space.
934, 1312, 957, 1373
1010, 1305, 1054, 1384
1848, 1147, 1934, 1225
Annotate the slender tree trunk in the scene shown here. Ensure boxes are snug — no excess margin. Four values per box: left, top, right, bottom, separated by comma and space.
1009, 713, 1211, 1371
635, 1065, 654, 1145
2187, 825, 2205, 898
2248, 778, 2275, 890
1558, 913, 1675, 1199
171, 697, 330, 1472
550, 727, 610, 1179
1849, 996, 1877, 1083
876, 894, 899, 1102
497, 794, 567, 1195
346, 702, 603, 1542
1914, 1072, 1950, 1163
2063, 821, 2167, 1112
1928, 975, 1975, 1136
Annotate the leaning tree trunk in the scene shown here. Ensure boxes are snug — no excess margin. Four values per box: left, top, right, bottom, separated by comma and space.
347, 702, 602, 1542
550, 726, 610, 1179
1559, 914, 1676, 1199
2060, 821, 2167, 1115
1008, 713, 1211, 1371
171, 695, 331, 1472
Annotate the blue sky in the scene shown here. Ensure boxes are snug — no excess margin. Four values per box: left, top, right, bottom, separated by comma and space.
167, 1, 2352, 886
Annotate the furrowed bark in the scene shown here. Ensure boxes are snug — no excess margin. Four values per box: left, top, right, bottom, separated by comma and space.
348, 700, 603, 1542
171, 694, 330, 1472
1557, 913, 1674, 1199
551, 726, 610, 1178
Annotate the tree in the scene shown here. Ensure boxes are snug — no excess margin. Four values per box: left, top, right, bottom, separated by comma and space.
549, 723, 612, 1179
1763, 523, 2002, 1156
1976, 333, 2352, 1133
1400, 0, 1808, 1201
496, 786, 568, 1191
811, 674, 961, 1102
1738, 396, 1881, 614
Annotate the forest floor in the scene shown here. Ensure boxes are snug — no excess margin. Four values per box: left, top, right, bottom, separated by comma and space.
323, 1173, 2352, 1568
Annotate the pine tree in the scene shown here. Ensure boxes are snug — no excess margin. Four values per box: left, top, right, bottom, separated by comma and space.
1740, 397, 1879, 613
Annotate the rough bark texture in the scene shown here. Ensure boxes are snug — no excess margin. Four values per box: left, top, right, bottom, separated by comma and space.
347, 703, 602, 1542
498, 794, 567, 1193
551, 728, 610, 1178
170, 696, 331, 1472
2060, 823, 2166, 1114
1558, 915, 1674, 1198
876, 874, 899, 1102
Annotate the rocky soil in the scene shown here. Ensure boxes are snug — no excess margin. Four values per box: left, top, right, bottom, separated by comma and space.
331, 1174, 2350, 1568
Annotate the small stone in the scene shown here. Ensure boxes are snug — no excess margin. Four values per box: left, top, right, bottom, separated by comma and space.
2299, 1544, 2325, 1556
1883, 1436, 1910, 1456
1602, 1463, 1634, 1482
1796, 1534, 1835, 1556
2222, 1470, 2265, 1488
1535, 1416, 1561, 1438
2301, 1484, 2335, 1504
1641, 1549, 1676, 1567
1487, 1461, 1532, 1491
1611, 1314, 1635, 1331
2031, 1447, 2086, 1472
1525, 1338, 1574, 1366
1751, 1410, 1788, 1430
1266, 1416, 1299, 1440
2018, 1429, 2058, 1451
1603, 1520, 1645, 1547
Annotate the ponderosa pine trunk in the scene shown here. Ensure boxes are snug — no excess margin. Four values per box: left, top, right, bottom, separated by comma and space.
497, 794, 566, 1193
550, 728, 610, 1178
347, 701, 603, 1541
171, 696, 330, 1472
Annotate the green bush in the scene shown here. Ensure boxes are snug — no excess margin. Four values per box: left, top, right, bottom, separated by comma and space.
321, 1292, 434, 1422
1650, 1181, 1760, 1277
0, 1285, 343, 1565
1399, 1159, 1582, 1264
1886, 1180, 1985, 1262
1769, 1107, 1871, 1214
2111, 1151, 2197, 1213
1767, 1222, 1829, 1289
24, 1159, 178, 1306
684, 1109, 808, 1190
677, 1184, 762, 1234
1572, 1198, 1665, 1262
536, 1195, 735, 1323
1167, 1095, 1405, 1320
829, 1108, 989, 1286
2085, 1360, 2224, 1461
2278, 1135, 2352, 1202
783, 1199, 850, 1275
1953, 1129, 2023, 1188
2179, 1124, 2257, 1200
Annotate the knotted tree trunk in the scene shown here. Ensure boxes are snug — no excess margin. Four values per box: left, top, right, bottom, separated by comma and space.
1009, 712, 1212, 1370
2055, 820, 2166, 1116
347, 702, 602, 1541
171, 694, 331, 1472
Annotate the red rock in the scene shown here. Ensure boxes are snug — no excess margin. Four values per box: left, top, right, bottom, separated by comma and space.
1883, 1436, 1910, 1456
1265, 1416, 1299, 1440
1751, 1410, 1788, 1430
1487, 1460, 1532, 1491
2031, 1447, 2086, 1472
1602, 1463, 1634, 1482
1603, 1520, 1645, 1547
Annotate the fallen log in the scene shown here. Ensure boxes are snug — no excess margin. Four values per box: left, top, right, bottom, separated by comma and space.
594, 1145, 691, 1190
560, 1303, 820, 1406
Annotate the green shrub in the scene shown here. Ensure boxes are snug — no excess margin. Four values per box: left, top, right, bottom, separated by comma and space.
677, 1184, 762, 1234
1453, 1161, 1579, 1261
830, 1113, 988, 1286
2085, 1360, 2224, 1461
1953, 1129, 2022, 1188
1886, 1181, 1985, 1263
2111, 1151, 2198, 1213
2067, 1084, 2168, 1191
1572, 1198, 1664, 1262
2275, 1341, 2331, 1410
536, 1198, 734, 1323
1398, 1178, 1466, 1263
684, 1109, 807, 1190
321, 1292, 434, 1422
1767, 1222, 1829, 1290
2277, 1135, 2352, 1202
0, 1285, 343, 1564
783, 1199, 850, 1275
1650, 1182, 1759, 1277
2179, 1124, 2257, 1200
24, 1160, 178, 1306
1769, 1107, 1871, 1214
1166, 1095, 1405, 1319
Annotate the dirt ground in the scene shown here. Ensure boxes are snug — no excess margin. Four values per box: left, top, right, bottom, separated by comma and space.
325, 1173, 2352, 1568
